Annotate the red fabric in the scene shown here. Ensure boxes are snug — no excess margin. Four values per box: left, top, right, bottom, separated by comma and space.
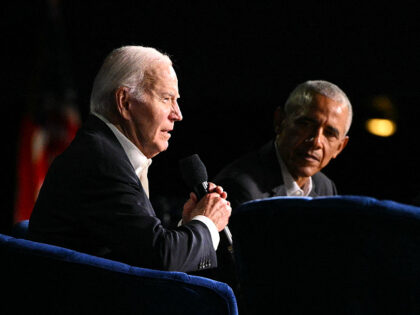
14, 108, 80, 223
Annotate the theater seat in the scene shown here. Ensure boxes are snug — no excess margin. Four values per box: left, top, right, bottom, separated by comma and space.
230, 195, 420, 315
0, 231, 238, 315
11, 219, 29, 238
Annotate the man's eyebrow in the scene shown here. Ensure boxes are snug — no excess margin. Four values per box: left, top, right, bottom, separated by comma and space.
297, 116, 341, 137
296, 116, 317, 123
159, 91, 180, 98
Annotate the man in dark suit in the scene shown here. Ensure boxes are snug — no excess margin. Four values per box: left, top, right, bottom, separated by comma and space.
28, 45, 232, 273
214, 80, 352, 209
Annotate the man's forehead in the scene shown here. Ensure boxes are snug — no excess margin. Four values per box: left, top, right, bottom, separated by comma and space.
143, 62, 178, 91
289, 99, 348, 128
146, 61, 175, 78
302, 95, 347, 117
168, 66, 177, 79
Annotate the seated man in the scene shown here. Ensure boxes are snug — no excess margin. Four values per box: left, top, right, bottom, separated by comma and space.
28, 45, 232, 273
214, 80, 352, 209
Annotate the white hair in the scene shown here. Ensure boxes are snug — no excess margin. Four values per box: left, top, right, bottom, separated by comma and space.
90, 45, 171, 118
284, 80, 353, 135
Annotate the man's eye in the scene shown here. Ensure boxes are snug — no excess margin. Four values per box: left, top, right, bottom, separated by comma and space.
295, 119, 311, 127
325, 129, 338, 139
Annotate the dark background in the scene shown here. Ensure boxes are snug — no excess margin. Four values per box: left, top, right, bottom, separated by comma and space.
2, 1, 419, 231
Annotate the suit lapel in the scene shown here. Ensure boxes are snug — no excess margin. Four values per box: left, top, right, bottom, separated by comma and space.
257, 140, 286, 197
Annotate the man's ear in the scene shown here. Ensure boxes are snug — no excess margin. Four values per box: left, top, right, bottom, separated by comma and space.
115, 87, 131, 120
273, 106, 285, 134
333, 136, 349, 158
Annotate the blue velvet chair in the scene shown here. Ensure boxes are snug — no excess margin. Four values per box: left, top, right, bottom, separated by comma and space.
1, 223, 238, 315
11, 219, 29, 238
230, 195, 420, 315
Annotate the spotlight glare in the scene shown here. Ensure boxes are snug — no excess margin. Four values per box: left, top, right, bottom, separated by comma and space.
365, 118, 396, 137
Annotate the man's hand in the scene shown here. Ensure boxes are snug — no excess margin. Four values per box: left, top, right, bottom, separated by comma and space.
182, 182, 231, 231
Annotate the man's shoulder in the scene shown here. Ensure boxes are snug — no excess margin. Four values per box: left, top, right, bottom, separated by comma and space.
52, 115, 132, 180
312, 171, 337, 196
215, 141, 274, 180
67, 115, 123, 157
214, 149, 260, 184
213, 141, 280, 208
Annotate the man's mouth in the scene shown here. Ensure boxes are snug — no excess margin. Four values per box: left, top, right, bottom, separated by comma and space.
299, 152, 320, 163
160, 129, 172, 138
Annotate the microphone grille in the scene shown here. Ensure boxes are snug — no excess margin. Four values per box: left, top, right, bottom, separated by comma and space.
179, 154, 208, 188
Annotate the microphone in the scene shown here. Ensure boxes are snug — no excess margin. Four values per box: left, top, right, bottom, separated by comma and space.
179, 154, 233, 247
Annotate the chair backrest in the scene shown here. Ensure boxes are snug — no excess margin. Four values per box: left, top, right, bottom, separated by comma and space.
11, 219, 29, 238
230, 195, 420, 315
0, 232, 238, 315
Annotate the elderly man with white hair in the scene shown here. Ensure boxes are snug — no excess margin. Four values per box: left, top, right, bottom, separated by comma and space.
28, 45, 232, 273
214, 80, 353, 209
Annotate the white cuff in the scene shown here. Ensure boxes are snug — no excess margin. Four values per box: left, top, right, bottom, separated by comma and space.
191, 215, 220, 250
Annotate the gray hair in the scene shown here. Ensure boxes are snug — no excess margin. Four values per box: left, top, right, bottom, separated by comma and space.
90, 45, 171, 118
284, 80, 353, 135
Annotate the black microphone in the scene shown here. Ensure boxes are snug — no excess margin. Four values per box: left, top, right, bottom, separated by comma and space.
179, 154, 233, 247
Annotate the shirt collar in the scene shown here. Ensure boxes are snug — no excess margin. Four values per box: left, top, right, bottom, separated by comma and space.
93, 113, 152, 177
274, 137, 312, 197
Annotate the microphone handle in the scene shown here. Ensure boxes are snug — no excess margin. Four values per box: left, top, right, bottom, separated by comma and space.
192, 182, 209, 200
223, 226, 233, 248
193, 182, 233, 247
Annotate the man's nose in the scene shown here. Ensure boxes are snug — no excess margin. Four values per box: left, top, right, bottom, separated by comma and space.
304, 129, 322, 148
170, 101, 183, 121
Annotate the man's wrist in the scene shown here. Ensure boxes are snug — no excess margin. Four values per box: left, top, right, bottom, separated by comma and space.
182, 215, 220, 250
192, 215, 220, 250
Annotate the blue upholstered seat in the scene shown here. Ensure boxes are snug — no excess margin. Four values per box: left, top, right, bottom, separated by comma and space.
10, 219, 29, 238
0, 228, 238, 315
230, 195, 420, 315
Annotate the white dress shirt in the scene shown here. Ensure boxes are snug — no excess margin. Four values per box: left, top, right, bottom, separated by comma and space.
93, 113, 220, 249
275, 138, 313, 196
94, 114, 152, 197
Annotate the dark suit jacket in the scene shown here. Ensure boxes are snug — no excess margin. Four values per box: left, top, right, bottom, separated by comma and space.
213, 140, 338, 209
28, 115, 216, 273
207, 140, 337, 296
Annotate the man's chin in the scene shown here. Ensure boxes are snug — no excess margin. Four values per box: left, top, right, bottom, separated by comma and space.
293, 165, 319, 179
158, 141, 169, 153
146, 143, 168, 158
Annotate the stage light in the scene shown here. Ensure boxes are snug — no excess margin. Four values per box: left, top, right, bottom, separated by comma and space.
365, 118, 396, 137
363, 95, 398, 137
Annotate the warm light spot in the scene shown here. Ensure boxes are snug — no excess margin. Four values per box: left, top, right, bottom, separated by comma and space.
365, 118, 396, 137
